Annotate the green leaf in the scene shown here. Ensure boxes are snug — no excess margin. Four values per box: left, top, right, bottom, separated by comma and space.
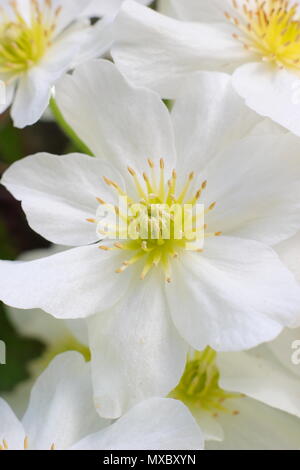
0, 121, 22, 164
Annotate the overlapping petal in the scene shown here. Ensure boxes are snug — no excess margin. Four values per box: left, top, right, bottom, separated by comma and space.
1, 153, 124, 246
207, 396, 300, 450
0, 246, 131, 319
112, 1, 247, 98
232, 63, 300, 137
23, 352, 102, 450
88, 273, 187, 419
203, 134, 300, 245
72, 398, 203, 450
218, 350, 300, 418
165, 238, 300, 351
171, 71, 261, 175
55, 59, 177, 175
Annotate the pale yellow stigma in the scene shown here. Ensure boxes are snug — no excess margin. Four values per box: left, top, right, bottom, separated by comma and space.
91, 159, 221, 283
226, 0, 300, 69
169, 348, 242, 417
0, 0, 61, 75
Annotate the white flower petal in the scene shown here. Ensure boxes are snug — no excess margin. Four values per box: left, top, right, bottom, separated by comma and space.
204, 134, 300, 245
112, 1, 247, 98
88, 273, 188, 419
6, 245, 87, 345
0, 399, 25, 450
191, 409, 224, 442
71, 21, 114, 65
158, 0, 233, 22
0, 81, 15, 114
0, 246, 131, 319
42, 27, 91, 77
166, 237, 300, 351
172, 71, 261, 175
218, 350, 300, 418
2, 153, 124, 246
55, 59, 176, 173
82, 0, 152, 20
233, 62, 300, 136
40, 0, 93, 36
22, 352, 103, 450
72, 398, 203, 450
6, 245, 72, 343
11, 67, 52, 128
207, 396, 300, 450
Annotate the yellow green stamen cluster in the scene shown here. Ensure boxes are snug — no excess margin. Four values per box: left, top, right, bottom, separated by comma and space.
0, 0, 60, 75
88, 159, 221, 282
226, 0, 300, 70
170, 347, 241, 416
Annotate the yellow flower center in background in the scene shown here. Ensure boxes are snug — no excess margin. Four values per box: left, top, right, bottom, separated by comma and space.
88, 159, 222, 282
170, 348, 241, 417
226, 0, 300, 69
0, 0, 61, 75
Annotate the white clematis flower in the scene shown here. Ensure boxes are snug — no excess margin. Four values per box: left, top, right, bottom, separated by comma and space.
0, 0, 113, 128
1, 61, 300, 419
112, 0, 300, 135
170, 344, 300, 449
0, 351, 203, 450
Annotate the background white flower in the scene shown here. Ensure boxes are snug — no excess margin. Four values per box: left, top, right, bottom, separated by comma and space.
1, 245, 89, 418
170, 342, 300, 450
112, 0, 300, 136
0, 0, 111, 128
210, 342, 300, 450
0, 351, 203, 450
1, 61, 300, 420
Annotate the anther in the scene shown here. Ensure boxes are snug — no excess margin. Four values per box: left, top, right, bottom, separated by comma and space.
24, 436, 29, 450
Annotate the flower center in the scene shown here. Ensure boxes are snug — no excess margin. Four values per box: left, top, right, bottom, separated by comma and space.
226, 0, 300, 69
87, 159, 221, 282
0, 0, 61, 75
170, 348, 241, 417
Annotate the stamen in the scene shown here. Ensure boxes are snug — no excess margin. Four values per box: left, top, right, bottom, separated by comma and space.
227, 0, 300, 70
0, 0, 61, 74
87, 159, 221, 281
169, 348, 243, 415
